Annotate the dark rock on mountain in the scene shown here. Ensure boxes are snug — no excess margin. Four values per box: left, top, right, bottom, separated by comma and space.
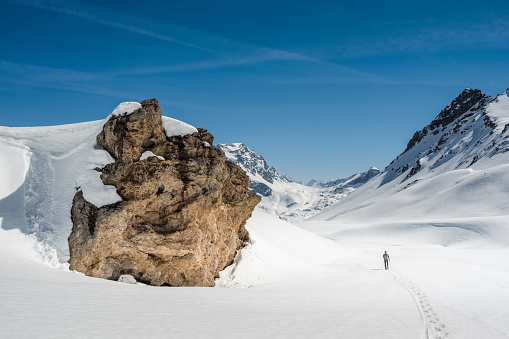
68, 99, 260, 287
404, 89, 490, 153
429, 89, 488, 131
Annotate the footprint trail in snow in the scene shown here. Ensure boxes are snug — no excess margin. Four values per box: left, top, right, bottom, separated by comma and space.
387, 269, 448, 339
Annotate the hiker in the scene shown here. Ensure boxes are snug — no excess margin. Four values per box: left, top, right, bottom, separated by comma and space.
383, 251, 390, 270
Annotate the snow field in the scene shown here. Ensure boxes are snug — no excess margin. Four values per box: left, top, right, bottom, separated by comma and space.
0, 215, 424, 339
299, 216, 509, 339
217, 209, 345, 287
4, 201, 508, 338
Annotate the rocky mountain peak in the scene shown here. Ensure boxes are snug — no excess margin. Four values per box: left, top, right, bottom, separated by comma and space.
69, 99, 260, 287
404, 89, 491, 154
217, 143, 292, 185
428, 88, 488, 131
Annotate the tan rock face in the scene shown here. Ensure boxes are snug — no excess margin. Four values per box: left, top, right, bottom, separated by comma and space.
68, 99, 260, 286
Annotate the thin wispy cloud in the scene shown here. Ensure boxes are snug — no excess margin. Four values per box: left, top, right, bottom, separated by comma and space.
11, 0, 309, 63
108, 50, 313, 77
10, 0, 387, 83
11, 0, 214, 53
0, 60, 136, 98
326, 18, 509, 58
0, 60, 99, 82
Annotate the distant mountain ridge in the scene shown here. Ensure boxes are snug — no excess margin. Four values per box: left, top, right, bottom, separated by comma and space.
217, 143, 379, 221
317, 167, 380, 190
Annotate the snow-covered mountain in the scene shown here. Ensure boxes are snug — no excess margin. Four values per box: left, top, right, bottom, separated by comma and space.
311, 88, 509, 225
217, 143, 379, 221
217, 143, 293, 196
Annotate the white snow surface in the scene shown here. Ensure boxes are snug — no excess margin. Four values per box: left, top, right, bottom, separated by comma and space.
2, 93, 509, 338
109, 101, 142, 118
162, 116, 198, 138
140, 151, 165, 161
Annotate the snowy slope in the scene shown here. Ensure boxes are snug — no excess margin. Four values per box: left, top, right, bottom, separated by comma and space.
217, 143, 379, 221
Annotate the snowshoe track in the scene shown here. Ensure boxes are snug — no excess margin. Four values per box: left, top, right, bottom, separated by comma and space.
345, 252, 449, 339
388, 269, 448, 339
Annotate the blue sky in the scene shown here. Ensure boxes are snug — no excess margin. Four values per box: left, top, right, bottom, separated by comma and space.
1, 0, 508, 182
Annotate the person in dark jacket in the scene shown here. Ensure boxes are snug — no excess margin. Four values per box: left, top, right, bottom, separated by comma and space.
383, 251, 390, 270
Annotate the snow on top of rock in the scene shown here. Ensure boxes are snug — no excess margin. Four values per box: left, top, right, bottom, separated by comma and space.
109, 102, 142, 118
108, 102, 197, 138
161, 116, 198, 138
140, 151, 165, 161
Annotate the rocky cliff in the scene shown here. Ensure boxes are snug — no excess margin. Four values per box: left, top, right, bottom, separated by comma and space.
68, 99, 260, 287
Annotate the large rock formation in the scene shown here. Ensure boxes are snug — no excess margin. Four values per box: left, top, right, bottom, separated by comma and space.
68, 99, 260, 286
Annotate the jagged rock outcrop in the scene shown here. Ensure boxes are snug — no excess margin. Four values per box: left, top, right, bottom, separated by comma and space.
68, 99, 260, 287
404, 88, 491, 153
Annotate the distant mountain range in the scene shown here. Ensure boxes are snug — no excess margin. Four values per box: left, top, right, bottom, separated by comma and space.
218, 88, 509, 225
217, 143, 379, 221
